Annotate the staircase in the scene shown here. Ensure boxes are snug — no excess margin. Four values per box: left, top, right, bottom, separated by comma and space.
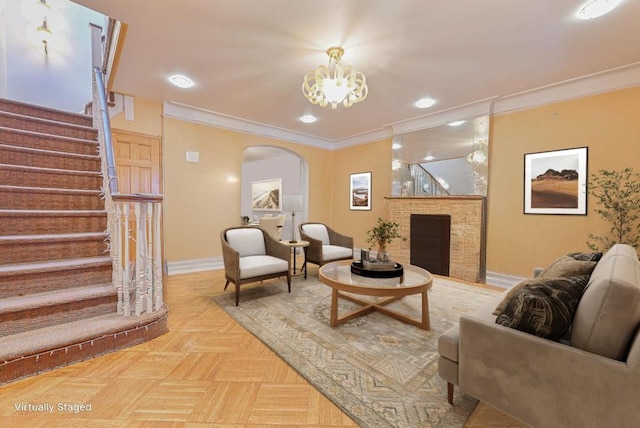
0, 98, 167, 385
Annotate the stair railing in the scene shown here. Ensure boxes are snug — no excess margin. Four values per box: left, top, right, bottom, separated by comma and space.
410, 164, 451, 196
92, 65, 164, 317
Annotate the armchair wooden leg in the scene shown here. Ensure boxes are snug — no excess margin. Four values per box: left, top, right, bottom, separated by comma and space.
302, 261, 307, 279
224, 280, 230, 290
235, 284, 240, 306
447, 382, 454, 404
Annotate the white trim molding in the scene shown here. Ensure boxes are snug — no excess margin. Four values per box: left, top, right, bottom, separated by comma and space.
166, 257, 224, 276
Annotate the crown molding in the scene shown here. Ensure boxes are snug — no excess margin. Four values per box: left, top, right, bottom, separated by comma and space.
493, 62, 640, 115
163, 63, 640, 151
163, 102, 335, 150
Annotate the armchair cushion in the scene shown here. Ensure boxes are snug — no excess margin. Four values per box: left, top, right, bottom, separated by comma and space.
323, 245, 354, 261
226, 228, 266, 257
240, 255, 289, 279
301, 224, 330, 245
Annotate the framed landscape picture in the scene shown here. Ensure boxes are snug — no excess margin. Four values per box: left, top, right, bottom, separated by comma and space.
524, 147, 588, 215
350, 172, 371, 210
251, 178, 282, 211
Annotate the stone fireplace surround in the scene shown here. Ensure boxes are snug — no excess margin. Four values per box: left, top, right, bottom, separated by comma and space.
386, 196, 487, 283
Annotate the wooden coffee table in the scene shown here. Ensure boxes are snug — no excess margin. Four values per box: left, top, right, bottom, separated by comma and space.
318, 260, 433, 330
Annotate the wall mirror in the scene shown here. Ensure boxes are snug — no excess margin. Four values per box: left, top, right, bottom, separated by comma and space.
391, 115, 489, 196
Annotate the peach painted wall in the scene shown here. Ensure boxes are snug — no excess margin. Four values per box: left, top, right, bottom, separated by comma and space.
330, 139, 392, 250
162, 117, 334, 262
110, 98, 162, 137
487, 86, 640, 276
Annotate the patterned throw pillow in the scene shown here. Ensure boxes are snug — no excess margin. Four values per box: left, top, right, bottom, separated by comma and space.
496, 276, 590, 341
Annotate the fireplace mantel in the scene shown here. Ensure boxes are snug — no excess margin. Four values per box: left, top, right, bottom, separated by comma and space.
386, 196, 487, 283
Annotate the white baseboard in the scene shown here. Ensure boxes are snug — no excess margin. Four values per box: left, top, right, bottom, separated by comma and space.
485, 271, 526, 289
166, 257, 224, 276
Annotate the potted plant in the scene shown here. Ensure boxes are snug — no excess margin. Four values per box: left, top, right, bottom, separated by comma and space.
587, 167, 640, 251
366, 217, 406, 261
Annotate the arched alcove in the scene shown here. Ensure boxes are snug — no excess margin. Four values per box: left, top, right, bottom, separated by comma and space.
241, 145, 308, 241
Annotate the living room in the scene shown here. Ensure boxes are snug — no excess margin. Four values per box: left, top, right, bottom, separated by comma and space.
2, 0, 640, 426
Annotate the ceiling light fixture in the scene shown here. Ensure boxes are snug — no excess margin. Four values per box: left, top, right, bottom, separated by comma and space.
169, 74, 194, 88
34, 17, 53, 55
415, 98, 436, 109
299, 115, 317, 123
577, 0, 620, 19
448, 120, 466, 127
423, 156, 435, 161
302, 46, 368, 109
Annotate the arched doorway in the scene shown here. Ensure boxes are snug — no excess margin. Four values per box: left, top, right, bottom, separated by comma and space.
241, 146, 308, 241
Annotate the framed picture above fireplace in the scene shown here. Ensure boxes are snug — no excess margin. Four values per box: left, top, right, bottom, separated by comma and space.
524, 147, 588, 215
350, 172, 371, 210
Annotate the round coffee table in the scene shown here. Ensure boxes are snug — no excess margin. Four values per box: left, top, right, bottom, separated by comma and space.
319, 260, 433, 330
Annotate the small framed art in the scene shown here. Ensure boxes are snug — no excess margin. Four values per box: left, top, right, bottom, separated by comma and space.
251, 178, 282, 211
523, 147, 588, 215
350, 172, 371, 210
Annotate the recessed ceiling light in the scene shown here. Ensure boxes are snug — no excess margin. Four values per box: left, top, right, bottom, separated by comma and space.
415, 98, 436, 109
577, 0, 620, 19
299, 115, 317, 123
392, 142, 402, 150
448, 120, 466, 127
169, 74, 194, 88
423, 155, 435, 161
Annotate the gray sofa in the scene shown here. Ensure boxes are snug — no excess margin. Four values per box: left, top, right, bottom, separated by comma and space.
438, 244, 640, 427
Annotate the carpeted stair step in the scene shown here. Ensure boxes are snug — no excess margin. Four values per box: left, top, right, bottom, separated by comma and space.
0, 284, 117, 336
0, 163, 102, 190
0, 256, 113, 297
0, 127, 99, 155
0, 111, 97, 140
0, 209, 107, 235
0, 143, 101, 171
0, 307, 168, 385
0, 98, 93, 127
0, 186, 103, 210
0, 232, 108, 264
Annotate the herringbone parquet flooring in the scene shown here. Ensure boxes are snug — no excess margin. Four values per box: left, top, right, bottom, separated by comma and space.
0, 264, 522, 427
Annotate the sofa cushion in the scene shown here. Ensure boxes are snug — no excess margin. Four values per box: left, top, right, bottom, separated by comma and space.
493, 277, 550, 316
496, 276, 590, 341
568, 251, 603, 262
226, 228, 266, 257
570, 244, 640, 360
538, 255, 597, 278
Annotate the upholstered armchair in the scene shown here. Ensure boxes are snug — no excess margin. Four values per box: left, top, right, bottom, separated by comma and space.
259, 216, 280, 240
221, 227, 291, 305
299, 222, 353, 278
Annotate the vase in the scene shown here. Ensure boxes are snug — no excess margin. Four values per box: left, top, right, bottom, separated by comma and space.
377, 243, 389, 262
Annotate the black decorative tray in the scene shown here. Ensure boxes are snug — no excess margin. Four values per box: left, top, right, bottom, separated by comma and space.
351, 261, 404, 278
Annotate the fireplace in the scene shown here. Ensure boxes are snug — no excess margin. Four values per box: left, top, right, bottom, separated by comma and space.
410, 214, 451, 276
386, 196, 486, 283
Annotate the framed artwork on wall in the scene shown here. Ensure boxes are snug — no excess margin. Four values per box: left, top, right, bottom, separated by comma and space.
524, 147, 588, 215
251, 178, 282, 211
350, 172, 372, 210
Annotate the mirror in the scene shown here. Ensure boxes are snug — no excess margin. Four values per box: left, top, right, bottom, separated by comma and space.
391, 116, 489, 196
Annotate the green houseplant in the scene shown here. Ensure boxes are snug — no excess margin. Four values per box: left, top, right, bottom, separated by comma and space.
587, 167, 640, 251
366, 217, 406, 260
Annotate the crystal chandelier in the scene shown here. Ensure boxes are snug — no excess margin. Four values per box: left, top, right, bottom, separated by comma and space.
302, 47, 368, 109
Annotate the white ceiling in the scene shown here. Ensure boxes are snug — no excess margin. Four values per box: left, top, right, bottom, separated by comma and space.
70, 0, 640, 148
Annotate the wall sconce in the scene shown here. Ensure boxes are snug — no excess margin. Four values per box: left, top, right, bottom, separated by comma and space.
23, 0, 63, 55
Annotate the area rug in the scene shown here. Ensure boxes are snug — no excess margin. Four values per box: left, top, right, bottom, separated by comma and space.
213, 274, 499, 428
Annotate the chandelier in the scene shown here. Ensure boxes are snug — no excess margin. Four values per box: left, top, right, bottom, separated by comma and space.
302, 46, 368, 109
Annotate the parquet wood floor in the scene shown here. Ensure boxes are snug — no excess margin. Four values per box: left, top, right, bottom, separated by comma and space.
0, 262, 522, 427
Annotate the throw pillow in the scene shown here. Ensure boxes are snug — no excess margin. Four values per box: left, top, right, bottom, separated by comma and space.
568, 252, 603, 262
538, 256, 597, 278
495, 275, 590, 341
493, 277, 546, 316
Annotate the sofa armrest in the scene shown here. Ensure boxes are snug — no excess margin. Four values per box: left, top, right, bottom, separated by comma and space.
459, 313, 640, 428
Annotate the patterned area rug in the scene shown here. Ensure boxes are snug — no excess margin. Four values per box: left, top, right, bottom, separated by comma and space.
214, 274, 499, 428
